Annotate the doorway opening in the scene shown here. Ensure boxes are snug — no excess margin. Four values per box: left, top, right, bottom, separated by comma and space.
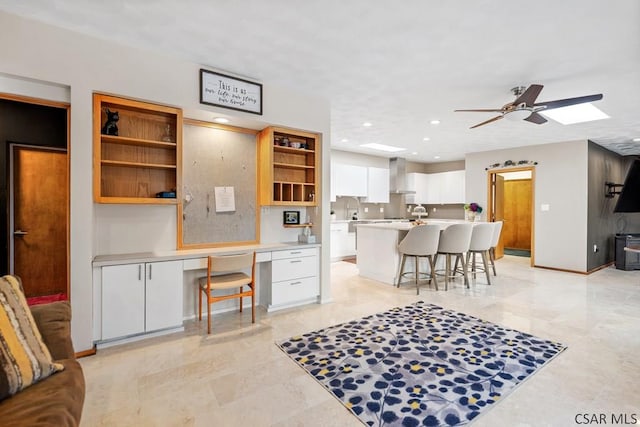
487, 167, 535, 266
1, 94, 69, 301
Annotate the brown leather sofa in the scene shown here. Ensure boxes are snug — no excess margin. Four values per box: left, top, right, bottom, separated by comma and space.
0, 301, 85, 426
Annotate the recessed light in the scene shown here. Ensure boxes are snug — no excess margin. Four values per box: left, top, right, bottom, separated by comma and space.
430, 120, 440, 125
423, 137, 430, 141
360, 143, 405, 152
213, 117, 229, 123
434, 156, 441, 159
539, 104, 609, 125
411, 152, 418, 155
341, 138, 349, 143
362, 122, 372, 127
633, 138, 640, 142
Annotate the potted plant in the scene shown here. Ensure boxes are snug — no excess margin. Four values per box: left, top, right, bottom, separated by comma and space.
464, 202, 483, 221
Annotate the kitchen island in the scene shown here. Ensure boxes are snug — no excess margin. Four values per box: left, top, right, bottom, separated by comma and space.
356, 220, 477, 285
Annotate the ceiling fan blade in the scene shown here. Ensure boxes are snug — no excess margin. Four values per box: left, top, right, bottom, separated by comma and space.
513, 84, 544, 107
535, 94, 603, 111
455, 108, 505, 113
470, 115, 503, 129
524, 112, 548, 125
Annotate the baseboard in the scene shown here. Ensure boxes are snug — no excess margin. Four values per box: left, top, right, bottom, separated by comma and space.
75, 348, 96, 358
534, 261, 615, 275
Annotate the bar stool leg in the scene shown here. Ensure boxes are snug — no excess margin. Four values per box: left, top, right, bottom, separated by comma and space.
445, 254, 451, 291
459, 253, 470, 288
481, 250, 492, 285
396, 254, 407, 287
414, 255, 420, 295
490, 247, 497, 276
428, 255, 438, 291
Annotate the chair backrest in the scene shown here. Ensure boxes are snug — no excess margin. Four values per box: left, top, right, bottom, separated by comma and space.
398, 224, 440, 256
469, 223, 495, 251
490, 221, 503, 248
437, 223, 473, 253
208, 252, 255, 276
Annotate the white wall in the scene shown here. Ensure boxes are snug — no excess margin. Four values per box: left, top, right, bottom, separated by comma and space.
0, 11, 331, 351
465, 140, 589, 272
331, 150, 390, 168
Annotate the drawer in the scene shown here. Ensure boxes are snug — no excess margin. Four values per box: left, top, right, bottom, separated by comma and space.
330, 223, 348, 232
271, 276, 319, 306
272, 255, 318, 282
271, 247, 317, 260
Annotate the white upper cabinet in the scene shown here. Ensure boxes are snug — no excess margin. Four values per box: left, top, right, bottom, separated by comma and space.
332, 162, 368, 197
406, 170, 465, 205
364, 167, 389, 203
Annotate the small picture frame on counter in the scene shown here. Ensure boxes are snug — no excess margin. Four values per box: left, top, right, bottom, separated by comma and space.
283, 210, 300, 225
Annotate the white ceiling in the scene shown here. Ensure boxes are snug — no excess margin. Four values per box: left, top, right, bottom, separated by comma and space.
2, 0, 640, 162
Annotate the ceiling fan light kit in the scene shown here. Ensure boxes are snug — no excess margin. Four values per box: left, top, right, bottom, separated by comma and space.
455, 84, 604, 129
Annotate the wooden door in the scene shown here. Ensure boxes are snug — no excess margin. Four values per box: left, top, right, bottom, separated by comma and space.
503, 179, 532, 250
12, 146, 68, 298
493, 174, 505, 258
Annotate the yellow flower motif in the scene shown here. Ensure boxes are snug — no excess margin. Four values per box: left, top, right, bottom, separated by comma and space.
291, 336, 302, 341
377, 325, 385, 330
411, 401, 420, 410
436, 367, 446, 374
433, 336, 443, 342
413, 386, 422, 393
354, 349, 365, 356
457, 348, 466, 354
481, 350, 488, 355
299, 357, 309, 364
506, 351, 513, 356
345, 402, 353, 409
355, 338, 364, 344
314, 337, 322, 343
469, 397, 478, 404
410, 364, 422, 372
342, 366, 352, 373
469, 357, 477, 363
319, 359, 329, 365
318, 369, 329, 376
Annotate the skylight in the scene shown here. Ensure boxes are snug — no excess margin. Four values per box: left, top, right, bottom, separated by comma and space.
360, 143, 405, 152
539, 103, 609, 125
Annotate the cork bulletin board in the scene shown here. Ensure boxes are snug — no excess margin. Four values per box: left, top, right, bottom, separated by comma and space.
179, 119, 259, 248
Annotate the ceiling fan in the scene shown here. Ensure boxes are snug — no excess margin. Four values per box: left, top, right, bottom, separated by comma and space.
455, 84, 603, 129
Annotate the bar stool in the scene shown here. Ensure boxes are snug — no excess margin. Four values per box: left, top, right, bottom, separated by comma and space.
395, 224, 440, 294
466, 223, 495, 285
435, 223, 473, 290
489, 221, 503, 276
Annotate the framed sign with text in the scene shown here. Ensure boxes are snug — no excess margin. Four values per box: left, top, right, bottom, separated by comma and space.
200, 69, 263, 115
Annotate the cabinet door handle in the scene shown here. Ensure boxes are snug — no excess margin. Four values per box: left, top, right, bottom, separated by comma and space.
149, 264, 152, 280
290, 251, 301, 255
138, 265, 142, 281
290, 281, 302, 286
290, 260, 302, 264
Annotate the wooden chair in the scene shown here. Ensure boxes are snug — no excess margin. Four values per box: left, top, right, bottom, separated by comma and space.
198, 252, 256, 334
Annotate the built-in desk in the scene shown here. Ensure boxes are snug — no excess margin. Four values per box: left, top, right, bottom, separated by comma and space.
92, 242, 320, 347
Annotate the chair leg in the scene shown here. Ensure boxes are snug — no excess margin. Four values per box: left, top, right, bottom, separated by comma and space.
207, 299, 211, 334
465, 252, 472, 280
414, 255, 420, 295
396, 254, 407, 287
239, 287, 243, 313
490, 247, 497, 276
198, 287, 202, 321
428, 255, 438, 291
445, 254, 451, 291
481, 251, 492, 285
452, 256, 460, 277
459, 253, 469, 288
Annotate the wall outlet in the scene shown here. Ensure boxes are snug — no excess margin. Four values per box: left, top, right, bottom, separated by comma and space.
432, 207, 437, 212
379, 207, 384, 213
364, 207, 369, 213
593, 244, 599, 253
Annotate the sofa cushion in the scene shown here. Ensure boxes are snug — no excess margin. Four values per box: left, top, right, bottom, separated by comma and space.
0, 275, 64, 401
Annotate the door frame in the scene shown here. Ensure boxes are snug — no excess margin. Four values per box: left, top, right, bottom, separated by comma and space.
487, 166, 535, 267
2, 92, 70, 296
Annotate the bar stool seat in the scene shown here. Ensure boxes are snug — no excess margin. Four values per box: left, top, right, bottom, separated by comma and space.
466, 223, 495, 285
435, 223, 473, 290
395, 224, 440, 294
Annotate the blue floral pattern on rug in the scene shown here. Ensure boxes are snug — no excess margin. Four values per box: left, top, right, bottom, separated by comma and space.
277, 302, 566, 426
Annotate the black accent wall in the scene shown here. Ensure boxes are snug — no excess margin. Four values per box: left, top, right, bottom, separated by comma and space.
0, 99, 67, 274
587, 141, 640, 271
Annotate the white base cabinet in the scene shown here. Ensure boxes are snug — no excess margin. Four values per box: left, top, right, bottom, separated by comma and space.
262, 247, 319, 311
101, 260, 183, 341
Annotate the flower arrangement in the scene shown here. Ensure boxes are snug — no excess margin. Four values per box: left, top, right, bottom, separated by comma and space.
464, 202, 483, 213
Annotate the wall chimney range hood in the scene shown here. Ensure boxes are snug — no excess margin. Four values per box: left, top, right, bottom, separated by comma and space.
389, 157, 415, 194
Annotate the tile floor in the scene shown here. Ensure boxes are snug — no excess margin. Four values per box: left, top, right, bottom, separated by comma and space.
79, 256, 640, 426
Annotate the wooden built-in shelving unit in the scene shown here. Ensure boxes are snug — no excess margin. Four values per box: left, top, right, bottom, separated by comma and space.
258, 127, 320, 206
93, 94, 182, 204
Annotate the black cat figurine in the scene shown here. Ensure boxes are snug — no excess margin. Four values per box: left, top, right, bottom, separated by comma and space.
102, 108, 119, 136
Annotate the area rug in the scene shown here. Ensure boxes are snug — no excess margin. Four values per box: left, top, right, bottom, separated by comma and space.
277, 302, 566, 426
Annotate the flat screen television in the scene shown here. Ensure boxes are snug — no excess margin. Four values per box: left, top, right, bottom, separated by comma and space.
614, 158, 640, 213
